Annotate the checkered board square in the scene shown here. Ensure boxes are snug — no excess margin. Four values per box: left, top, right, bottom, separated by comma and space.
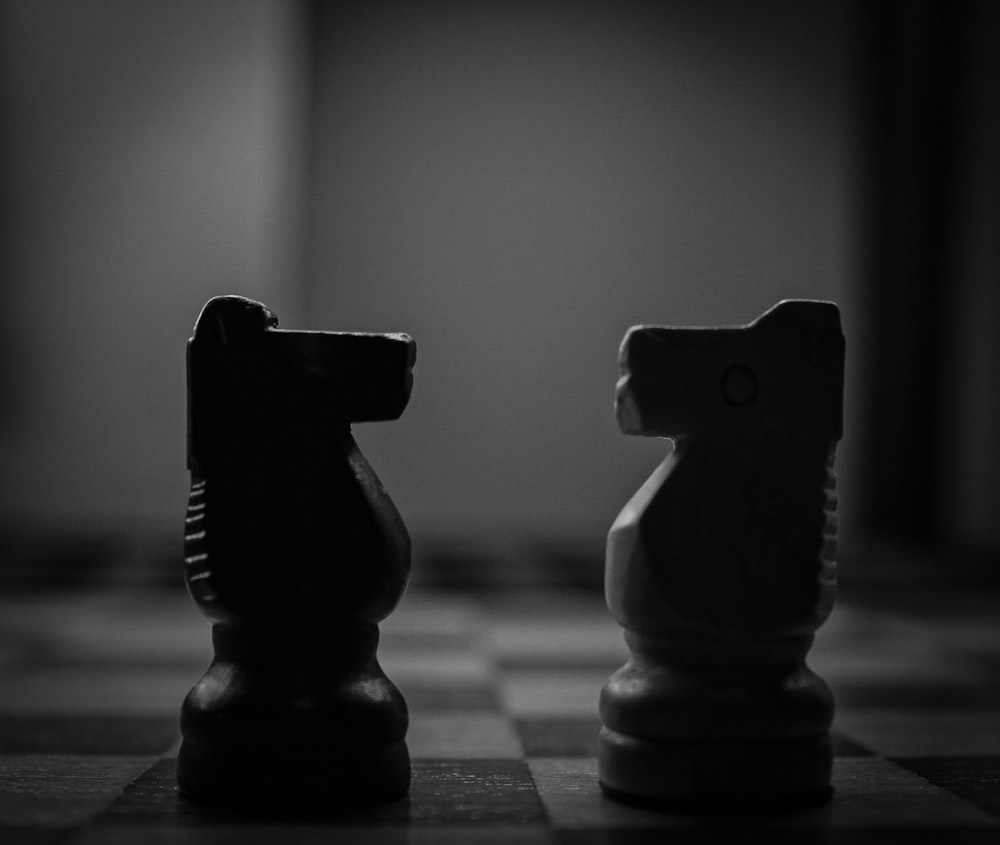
2, 585, 1000, 843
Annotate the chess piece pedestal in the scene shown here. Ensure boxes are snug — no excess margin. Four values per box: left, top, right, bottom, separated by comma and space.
178, 296, 415, 806
598, 301, 844, 809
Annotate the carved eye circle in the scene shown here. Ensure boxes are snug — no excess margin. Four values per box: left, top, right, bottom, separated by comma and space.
722, 365, 758, 407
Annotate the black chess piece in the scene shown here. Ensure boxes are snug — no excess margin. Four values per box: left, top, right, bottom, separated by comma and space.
178, 295, 415, 806
599, 300, 844, 809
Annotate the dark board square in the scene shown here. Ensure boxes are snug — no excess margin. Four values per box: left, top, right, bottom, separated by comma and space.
0, 829, 75, 845
408, 760, 546, 825
98, 758, 545, 828
100, 759, 410, 826
99, 758, 203, 826
555, 830, 1000, 845
404, 830, 551, 845
497, 656, 623, 672
833, 674, 1000, 709
0, 717, 180, 755
516, 717, 601, 758
401, 684, 500, 712
894, 756, 1000, 820
0, 754, 154, 828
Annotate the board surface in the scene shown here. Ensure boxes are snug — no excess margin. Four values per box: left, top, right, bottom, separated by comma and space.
2, 579, 1000, 843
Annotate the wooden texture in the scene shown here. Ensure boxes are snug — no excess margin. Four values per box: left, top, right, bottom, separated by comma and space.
600, 299, 845, 807
179, 295, 416, 806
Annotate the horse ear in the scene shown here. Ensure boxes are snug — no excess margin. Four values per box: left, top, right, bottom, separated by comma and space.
752, 300, 841, 343
191, 296, 278, 348
751, 299, 845, 439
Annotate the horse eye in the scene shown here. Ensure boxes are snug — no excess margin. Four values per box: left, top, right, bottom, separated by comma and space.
721, 365, 758, 407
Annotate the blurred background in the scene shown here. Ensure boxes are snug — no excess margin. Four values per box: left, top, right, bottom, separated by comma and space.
0, 0, 997, 590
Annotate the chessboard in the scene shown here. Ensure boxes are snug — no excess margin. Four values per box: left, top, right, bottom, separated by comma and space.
3, 575, 1000, 843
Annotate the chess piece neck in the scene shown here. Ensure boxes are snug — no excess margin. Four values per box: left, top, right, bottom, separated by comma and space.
625, 628, 815, 671
211, 621, 380, 672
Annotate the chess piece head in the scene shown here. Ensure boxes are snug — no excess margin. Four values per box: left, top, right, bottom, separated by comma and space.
188, 295, 415, 474
615, 299, 844, 446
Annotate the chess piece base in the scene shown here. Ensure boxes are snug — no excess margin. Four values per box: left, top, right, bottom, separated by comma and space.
177, 739, 410, 806
178, 622, 410, 806
598, 727, 832, 807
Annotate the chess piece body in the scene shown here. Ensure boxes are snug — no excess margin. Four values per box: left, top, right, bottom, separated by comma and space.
599, 300, 844, 808
178, 295, 415, 805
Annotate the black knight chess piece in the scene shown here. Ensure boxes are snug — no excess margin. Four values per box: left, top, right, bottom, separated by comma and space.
599, 300, 844, 808
178, 295, 415, 805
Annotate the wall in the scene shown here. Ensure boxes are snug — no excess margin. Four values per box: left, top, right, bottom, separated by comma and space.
0, 0, 308, 535
304, 0, 857, 548
944, 0, 1000, 550
0, 0, 860, 563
